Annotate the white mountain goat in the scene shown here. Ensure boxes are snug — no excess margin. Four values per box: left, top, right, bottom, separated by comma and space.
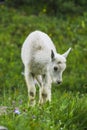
21, 30, 71, 106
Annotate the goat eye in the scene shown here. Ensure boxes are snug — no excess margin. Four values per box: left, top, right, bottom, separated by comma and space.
54, 66, 58, 71
58, 61, 61, 64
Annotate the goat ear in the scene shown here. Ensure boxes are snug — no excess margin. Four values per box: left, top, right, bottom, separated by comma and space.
62, 48, 71, 58
51, 50, 55, 61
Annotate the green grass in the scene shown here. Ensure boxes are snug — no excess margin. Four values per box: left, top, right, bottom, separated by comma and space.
0, 5, 87, 130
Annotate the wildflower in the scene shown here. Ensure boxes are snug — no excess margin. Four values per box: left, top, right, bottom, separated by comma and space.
14, 108, 20, 115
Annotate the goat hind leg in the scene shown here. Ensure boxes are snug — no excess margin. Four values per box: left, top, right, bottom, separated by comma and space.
39, 74, 51, 104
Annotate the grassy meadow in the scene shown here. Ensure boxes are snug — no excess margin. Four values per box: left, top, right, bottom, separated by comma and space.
0, 5, 87, 130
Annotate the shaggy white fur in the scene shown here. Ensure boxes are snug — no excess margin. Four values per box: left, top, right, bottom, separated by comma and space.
21, 30, 71, 106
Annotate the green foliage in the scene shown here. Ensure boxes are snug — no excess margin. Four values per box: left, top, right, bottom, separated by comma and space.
5, 0, 87, 15
0, 5, 87, 130
1, 92, 87, 130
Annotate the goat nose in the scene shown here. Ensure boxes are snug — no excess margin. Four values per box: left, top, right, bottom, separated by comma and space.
57, 81, 62, 84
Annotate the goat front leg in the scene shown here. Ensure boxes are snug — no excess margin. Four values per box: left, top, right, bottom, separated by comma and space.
39, 74, 52, 105
25, 66, 36, 106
